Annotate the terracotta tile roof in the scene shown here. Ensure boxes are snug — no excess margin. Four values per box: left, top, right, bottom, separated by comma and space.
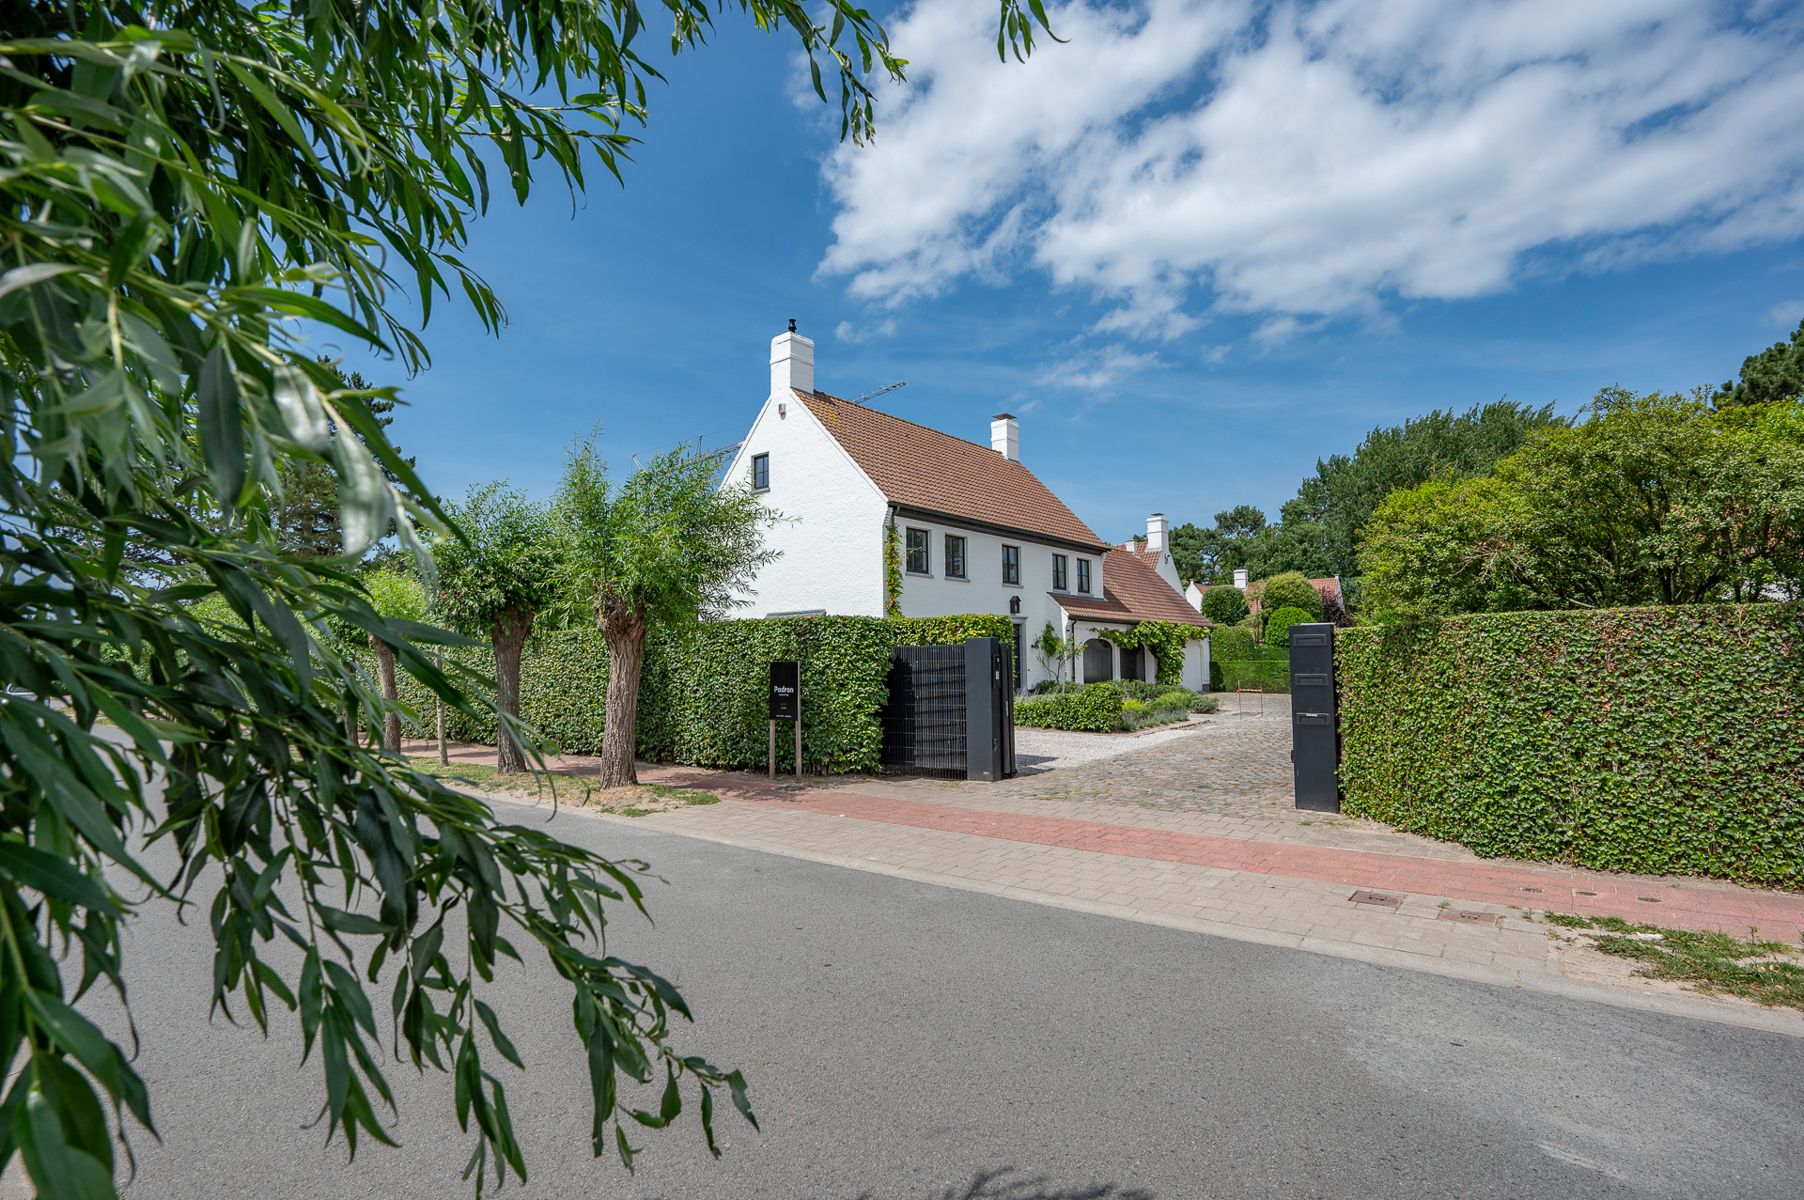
1055, 548, 1209, 628
798, 390, 1109, 550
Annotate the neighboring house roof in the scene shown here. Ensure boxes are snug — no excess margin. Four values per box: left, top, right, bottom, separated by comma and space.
798, 390, 1110, 551
1193, 575, 1342, 613
1057, 548, 1210, 628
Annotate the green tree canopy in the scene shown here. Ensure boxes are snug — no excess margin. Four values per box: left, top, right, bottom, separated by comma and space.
1360, 390, 1804, 620
1200, 584, 1249, 625
0, 3, 1055, 1195
1260, 572, 1325, 620
1715, 319, 1804, 408
433, 483, 561, 772
554, 436, 778, 787
1169, 504, 1268, 584
1268, 400, 1562, 581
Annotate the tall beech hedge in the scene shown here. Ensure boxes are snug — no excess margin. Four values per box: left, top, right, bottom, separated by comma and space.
372, 613, 1015, 774
1336, 604, 1804, 886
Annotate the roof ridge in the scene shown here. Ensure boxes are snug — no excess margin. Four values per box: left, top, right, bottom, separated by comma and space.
803, 389, 1004, 458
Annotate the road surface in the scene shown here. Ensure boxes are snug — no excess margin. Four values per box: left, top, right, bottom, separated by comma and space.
28, 801, 1804, 1199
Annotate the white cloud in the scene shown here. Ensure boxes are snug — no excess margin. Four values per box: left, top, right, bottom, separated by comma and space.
1771, 299, 1804, 329
1037, 346, 1166, 391
834, 317, 899, 344
818, 1, 1804, 335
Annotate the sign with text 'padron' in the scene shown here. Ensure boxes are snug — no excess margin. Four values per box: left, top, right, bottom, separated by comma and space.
769, 661, 799, 722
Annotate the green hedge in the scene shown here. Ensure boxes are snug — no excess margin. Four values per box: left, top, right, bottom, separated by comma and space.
1217, 656, 1290, 692
370, 614, 1013, 774
1337, 604, 1804, 887
1015, 683, 1124, 732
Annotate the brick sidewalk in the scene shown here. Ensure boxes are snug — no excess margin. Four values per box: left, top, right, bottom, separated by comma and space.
640, 766, 1804, 943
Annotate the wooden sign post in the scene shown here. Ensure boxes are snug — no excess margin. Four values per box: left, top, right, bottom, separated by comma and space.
769, 661, 800, 781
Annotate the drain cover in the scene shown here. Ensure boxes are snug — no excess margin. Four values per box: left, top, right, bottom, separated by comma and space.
1575, 890, 1598, 897
1521, 886, 1543, 893
1439, 909, 1500, 925
1349, 890, 1403, 908
1638, 895, 1662, 903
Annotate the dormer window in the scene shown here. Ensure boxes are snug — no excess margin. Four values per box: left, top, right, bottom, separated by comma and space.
1076, 559, 1092, 594
1052, 554, 1068, 591
751, 453, 770, 491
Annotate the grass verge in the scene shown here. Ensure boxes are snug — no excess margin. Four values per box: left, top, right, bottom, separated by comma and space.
1546, 913, 1804, 1012
403, 756, 719, 816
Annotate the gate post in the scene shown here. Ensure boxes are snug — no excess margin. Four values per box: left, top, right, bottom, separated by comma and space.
1288, 623, 1340, 812
963, 637, 1007, 782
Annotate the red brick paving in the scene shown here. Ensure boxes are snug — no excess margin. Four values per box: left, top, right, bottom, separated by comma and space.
643, 767, 1804, 943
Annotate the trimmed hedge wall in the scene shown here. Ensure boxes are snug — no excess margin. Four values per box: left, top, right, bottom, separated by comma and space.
371, 613, 1015, 774
1015, 683, 1124, 732
1337, 604, 1804, 887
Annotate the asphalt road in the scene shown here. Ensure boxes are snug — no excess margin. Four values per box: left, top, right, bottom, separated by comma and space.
25, 801, 1804, 1200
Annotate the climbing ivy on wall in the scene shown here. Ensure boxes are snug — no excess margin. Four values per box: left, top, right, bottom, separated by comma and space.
883, 521, 904, 617
1099, 620, 1200, 685
1337, 603, 1804, 886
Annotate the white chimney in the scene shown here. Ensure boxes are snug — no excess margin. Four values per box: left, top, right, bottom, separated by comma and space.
770, 319, 814, 396
1146, 512, 1168, 553
1233, 567, 1249, 590
991, 413, 1020, 462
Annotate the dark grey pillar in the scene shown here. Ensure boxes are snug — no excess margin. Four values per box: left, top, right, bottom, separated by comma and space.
1288, 622, 1340, 812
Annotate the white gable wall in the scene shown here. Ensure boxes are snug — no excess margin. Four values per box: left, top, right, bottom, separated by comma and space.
721, 394, 889, 618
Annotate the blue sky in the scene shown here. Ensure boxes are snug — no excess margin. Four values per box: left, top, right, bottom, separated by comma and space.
334, 1, 1804, 544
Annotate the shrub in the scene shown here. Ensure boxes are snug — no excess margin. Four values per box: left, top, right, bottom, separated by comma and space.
1119, 698, 1189, 731
1261, 571, 1324, 619
1014, 683, 1124, 732
1201, 585, 1249, 625
1265, 606, 1315, 648
1337, 603, 1804, 886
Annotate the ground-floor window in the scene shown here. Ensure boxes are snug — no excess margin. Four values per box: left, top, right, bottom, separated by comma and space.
1082, 637, 1113, 683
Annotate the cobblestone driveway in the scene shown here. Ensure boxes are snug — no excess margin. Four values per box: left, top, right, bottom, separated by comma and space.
996, 694, 1295, 817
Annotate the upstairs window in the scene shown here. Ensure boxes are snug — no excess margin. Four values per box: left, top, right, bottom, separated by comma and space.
945, 534, 967, 579
1001, 544, 1021, 586
750, 453, 770, 491
1052, 554, 1068, 591
1076, 559, 1092, 594
905, 527, 931, 574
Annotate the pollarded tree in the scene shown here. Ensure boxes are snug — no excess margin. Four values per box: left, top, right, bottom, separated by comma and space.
362, 567, 430, 752
433, 484, 561, 773
555, 436, 778, 788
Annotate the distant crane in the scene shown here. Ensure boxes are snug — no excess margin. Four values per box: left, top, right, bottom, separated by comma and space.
852, 380, 907, 405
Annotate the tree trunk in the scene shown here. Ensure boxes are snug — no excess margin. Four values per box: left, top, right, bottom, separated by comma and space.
599, 599, 647, 789
492, 609, 533, 774
369, 635, 401, 753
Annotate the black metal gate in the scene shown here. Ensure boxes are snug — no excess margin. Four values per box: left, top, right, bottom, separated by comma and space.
880, 637, 1015, 780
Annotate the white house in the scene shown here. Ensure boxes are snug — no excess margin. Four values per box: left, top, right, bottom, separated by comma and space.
720, 323, 1209, 691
